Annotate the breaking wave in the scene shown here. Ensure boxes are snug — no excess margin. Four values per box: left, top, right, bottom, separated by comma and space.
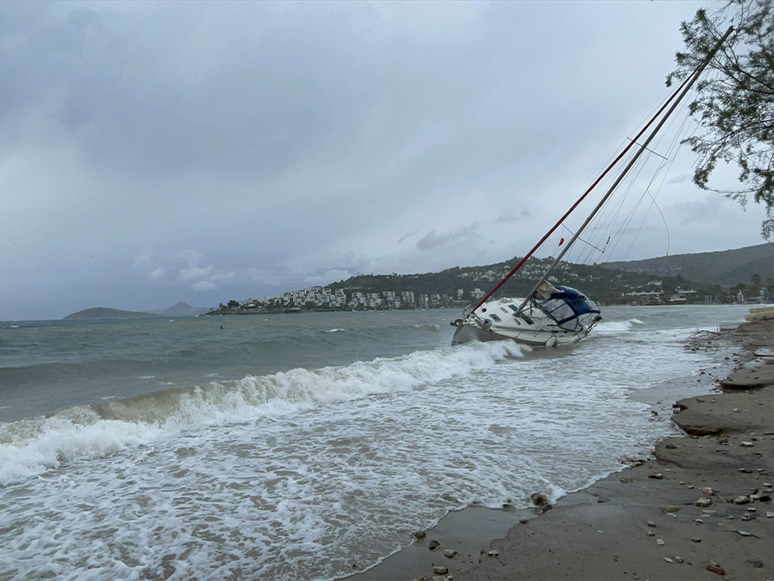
0, 341, 523, 485
594, 319, 637, 333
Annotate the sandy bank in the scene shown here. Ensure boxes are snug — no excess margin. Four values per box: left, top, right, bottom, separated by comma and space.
352, 319, 774, 581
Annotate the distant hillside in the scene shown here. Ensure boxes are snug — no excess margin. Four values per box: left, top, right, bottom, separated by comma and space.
64, 307, 159, 320
213, 244, 773, 314
149, 302, 211, 317
605, 243, 774, 286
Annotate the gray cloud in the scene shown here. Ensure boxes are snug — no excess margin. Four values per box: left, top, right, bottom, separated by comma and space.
397, 231, 419, 244
666, 174, 692, 185
0, 1, 767, 320
416, 226, 480, 252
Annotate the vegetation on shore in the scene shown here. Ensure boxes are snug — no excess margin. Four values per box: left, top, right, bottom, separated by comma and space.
668, 0, 774, 237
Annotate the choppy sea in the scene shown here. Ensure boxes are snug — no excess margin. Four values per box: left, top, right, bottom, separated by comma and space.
0, 305, 751, 580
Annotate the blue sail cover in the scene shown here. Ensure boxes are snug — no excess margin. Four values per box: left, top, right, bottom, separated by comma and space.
538, 285, 600, 329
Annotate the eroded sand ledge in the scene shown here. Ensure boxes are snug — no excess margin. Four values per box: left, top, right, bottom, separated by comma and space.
350, 319, 774, 581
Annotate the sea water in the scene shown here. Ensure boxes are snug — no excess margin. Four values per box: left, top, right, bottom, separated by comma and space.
0, 305, 751, 580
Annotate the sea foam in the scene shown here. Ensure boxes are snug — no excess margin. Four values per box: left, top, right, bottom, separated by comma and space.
0, 340, 522, 486
0, 315, 726, 581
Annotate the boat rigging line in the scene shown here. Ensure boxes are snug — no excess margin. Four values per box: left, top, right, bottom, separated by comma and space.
625, 137, 669, 161
510, 26, 734, 317
465, 27, 732, 316
559, 223, 608, 254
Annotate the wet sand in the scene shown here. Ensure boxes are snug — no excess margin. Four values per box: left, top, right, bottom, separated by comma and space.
352, 319, 774, 581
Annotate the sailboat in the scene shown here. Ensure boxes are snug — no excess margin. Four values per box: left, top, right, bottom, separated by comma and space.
452, 27, 733, 348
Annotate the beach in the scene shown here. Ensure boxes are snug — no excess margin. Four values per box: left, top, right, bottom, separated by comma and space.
357, 318, 774, 581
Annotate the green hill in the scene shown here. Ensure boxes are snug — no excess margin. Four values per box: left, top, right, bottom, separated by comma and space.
605, 244, 774, 286
321, 245, 771, 306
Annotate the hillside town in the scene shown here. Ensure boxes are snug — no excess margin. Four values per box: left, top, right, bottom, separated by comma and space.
207, 262, 771, 315
211, 287, 468, 314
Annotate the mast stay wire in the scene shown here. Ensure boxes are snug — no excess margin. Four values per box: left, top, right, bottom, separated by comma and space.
619, 112, 699, 260
563, 85, 699, 267
603, 92, 698, 262
568, 152, 652, 265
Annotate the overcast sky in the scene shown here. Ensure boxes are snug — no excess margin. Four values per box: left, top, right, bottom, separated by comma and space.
0, 1, 767, 320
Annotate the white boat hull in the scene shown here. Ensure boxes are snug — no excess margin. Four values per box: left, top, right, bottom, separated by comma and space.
451, 288, 600, 348
452, 320, 588, 347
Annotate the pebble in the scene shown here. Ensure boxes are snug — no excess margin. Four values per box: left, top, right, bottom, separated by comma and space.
691, 537, 701, 543
695, 519, 704, 523
647, 531, 655, 537
734, 495, 751, 505
414, 530, 427, 539
766, 511, 774, 518
702, 487, 715, 496
741, 441, 755, 447
428, 540, 440, 550
648, 473, 664, 479
647, 521, 656, 527
444, 549, 456, 558
620, 477, 632, 483
675, 556, 684, 564
706, 562, 725, 575
687, 485, 695, 489
519, 517, 529, 524
737, 530, 752, 537
747, 507, 757, 512
695, 497, 712, 508
664, 557, 674, 563
488, 550, 498, 557
433, 566, 449, 575
656, 539, 665, 546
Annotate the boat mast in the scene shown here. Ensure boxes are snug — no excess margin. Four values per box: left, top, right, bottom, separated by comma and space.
466, 77, 690, 316
511, 26, 733, 316
467, 27, 732, 316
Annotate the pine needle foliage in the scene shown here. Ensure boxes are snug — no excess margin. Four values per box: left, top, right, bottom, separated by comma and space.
667, 0, 774, 236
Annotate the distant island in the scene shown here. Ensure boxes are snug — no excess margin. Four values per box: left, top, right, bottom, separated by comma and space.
64, 307, 161, 320
208, 243, 774, 316
63, 302, 211, 320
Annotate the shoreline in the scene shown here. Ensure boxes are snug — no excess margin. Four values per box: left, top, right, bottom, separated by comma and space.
349, 318, 774, 581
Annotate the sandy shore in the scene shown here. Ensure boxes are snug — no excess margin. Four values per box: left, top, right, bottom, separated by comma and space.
351, 319, 774, 581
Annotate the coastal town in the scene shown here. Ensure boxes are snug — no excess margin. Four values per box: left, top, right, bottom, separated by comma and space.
207, 259, 770, 315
